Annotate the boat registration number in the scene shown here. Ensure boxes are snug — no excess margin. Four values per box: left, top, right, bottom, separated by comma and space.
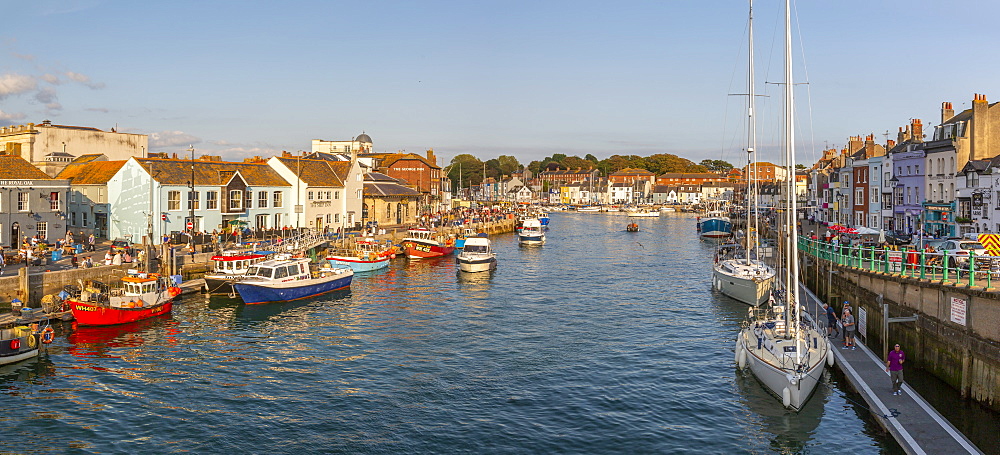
413, 245, 432, 253
74, 305, 99, 312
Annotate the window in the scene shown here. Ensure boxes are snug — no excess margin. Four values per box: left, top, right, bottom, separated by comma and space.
168, 191, 181, 210
71, 212, 77, 225
326, 214, 331, 224
97, 187, 106, 203
915, 165, 919, 175
334, 213, 340, 223
37, 221, 47, 240
245, 191, 252, 209
357, 189, 362, 199
871, 191, 879, 204
49, 192, 59, 211
82, 213, 88, 227
258, 191, 268, 208
17, 192, 28, 211
968, 173, 979, 187
334, 191, 340, 200
308, 191, 314, 200
855, 188, 863, 203
906, 166, 911, 175
207, 191, 218, 210
187, 191, 200, 210
256, 214, 268, 230
273, 191, 283, 208
230, 190, 243, 209
386, 203, 392, 220
274, 213, 282, 227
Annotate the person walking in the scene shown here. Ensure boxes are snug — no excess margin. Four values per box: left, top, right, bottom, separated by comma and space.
886, 343, 906, 395
842, 309, 856, 350
823, 303, 840, 338
87, 233, 96, 252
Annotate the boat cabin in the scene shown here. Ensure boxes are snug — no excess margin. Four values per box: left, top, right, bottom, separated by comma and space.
462, 236, 492, 254
245, 258, 310, 281
211, 251, 269, 274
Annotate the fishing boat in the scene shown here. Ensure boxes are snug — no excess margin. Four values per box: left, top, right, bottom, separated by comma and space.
69, 272, 181, 326
736, 0, 830, 411
233, 256, 354, 304
698, 209, 733, 240
204, 250, 272, 294
518, 218, 546, 245
712, 8, 776, 307
456, 234, 497, 273
326, 238, 394, 272
627, 209, 660, 218
626, 222, 640, 232
538, 213, 550, 227
577, 206, 601, 213
0, 322, 42, 366
400, 228, 456, 259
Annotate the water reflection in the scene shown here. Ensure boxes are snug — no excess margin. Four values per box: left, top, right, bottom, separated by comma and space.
67, 315, 173, 358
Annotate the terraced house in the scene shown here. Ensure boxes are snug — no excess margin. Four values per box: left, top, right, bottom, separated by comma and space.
108, 156, 293, 244
268, 152, 364, 232
0, 155, 70, 247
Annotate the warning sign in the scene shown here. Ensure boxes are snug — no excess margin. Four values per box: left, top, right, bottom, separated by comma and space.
978, 234, 1000, 256
950, 297, 967, 326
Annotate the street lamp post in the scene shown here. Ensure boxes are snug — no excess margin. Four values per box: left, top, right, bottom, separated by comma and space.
187, 145, 196, 248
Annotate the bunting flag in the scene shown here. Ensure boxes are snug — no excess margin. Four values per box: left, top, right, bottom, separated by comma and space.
978, 234, 1000, 256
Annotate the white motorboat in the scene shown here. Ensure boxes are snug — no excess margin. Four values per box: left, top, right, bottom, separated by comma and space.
735, 0, 829, 412
659, 206, 676, 212
518, 218, 546, 245
456, 235, 496, 273
627, 209, 660, 218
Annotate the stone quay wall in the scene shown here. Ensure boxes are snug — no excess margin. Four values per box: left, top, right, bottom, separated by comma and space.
801, 256, 1000, 412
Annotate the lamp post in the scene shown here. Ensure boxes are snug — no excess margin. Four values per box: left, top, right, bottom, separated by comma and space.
187, 145, 196, 248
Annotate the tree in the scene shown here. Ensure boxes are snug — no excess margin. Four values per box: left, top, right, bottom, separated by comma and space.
795, 164, 806, 170
562, 156, 593, 170
447, 154, 485, 188
699, 159, 734, 173
585, 154, 598, 163
497, 155, 521, 177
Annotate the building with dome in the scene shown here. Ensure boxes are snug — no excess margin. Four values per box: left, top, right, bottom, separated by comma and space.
311, 133, 374, 156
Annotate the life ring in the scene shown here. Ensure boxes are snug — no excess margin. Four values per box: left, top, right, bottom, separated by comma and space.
41, 327, 55, 344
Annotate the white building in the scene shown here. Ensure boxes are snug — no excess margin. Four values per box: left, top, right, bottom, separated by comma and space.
268, 153, 365, 231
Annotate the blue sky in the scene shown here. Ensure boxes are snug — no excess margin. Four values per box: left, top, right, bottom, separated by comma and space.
2, 0, 999, 168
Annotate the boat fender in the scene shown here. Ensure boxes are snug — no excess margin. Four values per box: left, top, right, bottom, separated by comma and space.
9, 338, 20, 350
737, 346, 746, 369
41, 327, 55, 344
826, 340, 835, 367
782, 387, 791, 408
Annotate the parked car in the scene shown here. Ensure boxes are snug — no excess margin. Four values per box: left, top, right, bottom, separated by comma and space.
885, 230, 912, 245
110, 239, 132, 254
912, 238, 947, 251
937, 239, 989, 267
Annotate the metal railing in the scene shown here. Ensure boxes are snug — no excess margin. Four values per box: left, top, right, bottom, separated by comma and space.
798, 237, 1000, 288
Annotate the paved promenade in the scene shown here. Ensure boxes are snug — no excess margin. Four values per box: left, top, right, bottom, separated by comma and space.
799, 283, 982, 454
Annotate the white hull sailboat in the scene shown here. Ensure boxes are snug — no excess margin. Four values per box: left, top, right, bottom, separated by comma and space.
712, 0, 775, 307
736, 0, 829, 411
714, 259, 775, 306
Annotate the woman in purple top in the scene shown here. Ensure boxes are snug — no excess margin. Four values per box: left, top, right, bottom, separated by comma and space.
886, 343, 906, 395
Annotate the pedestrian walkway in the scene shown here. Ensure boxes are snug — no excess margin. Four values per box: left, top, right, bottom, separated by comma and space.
798, 283, 982, 454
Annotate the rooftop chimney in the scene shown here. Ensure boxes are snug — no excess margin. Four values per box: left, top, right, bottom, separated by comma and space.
281, 151, 292, 158
912, 119, 923, 142
941, 101, 954, 124
426, 148, 436, 165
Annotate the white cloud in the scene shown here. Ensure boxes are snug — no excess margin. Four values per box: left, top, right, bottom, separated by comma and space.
40, 73, 60, 84
0, 73, 38, 99
150, 130, 201, 148
65, 71, 105, 89
0, 109, 26, 121
85, 107, 110, 113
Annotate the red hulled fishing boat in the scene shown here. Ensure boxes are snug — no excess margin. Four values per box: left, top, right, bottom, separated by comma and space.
69, 273, 181, 326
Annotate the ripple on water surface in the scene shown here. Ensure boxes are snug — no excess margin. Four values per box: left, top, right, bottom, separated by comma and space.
0, 213, 907, 453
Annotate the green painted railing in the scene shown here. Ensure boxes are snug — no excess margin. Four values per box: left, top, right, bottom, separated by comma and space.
797, 237, 997, 289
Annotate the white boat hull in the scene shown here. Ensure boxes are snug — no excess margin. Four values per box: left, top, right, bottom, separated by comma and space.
458, 257, 496, 273
627, 211, 660, 217
713, 262, 775, 306
737, 323, 828, 411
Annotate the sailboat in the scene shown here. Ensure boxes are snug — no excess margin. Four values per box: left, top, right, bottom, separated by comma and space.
713, 1, 776, 307
735, 0, 831, 411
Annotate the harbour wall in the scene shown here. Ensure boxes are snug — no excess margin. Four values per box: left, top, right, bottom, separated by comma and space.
800, 256, 1000, 412
0, 265, 133, 308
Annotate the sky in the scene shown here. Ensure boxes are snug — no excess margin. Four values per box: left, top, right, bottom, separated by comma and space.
2, 0, 999, 169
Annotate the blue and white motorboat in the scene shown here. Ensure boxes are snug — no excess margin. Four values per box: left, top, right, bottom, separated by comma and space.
326, 238, 393, 272
698, 210, 733, 240
233, 256, 353, 304
455, 228, 478, 249
538, 213, 550, 227
518, 218, 546, 245
456, 234, 497, 273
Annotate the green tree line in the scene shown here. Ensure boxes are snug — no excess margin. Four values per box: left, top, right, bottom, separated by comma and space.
447, 153, 730, 188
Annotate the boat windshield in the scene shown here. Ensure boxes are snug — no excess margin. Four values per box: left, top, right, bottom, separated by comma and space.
465, 245, 488, 253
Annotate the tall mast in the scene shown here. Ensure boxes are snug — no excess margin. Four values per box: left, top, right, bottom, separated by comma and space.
745, 0, 756, 264
784, 0, 802, 356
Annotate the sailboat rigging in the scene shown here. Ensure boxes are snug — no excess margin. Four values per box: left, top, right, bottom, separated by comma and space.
734, 0, 831, 411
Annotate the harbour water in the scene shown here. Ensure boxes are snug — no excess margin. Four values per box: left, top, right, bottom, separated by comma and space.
0, 213, 909, 452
